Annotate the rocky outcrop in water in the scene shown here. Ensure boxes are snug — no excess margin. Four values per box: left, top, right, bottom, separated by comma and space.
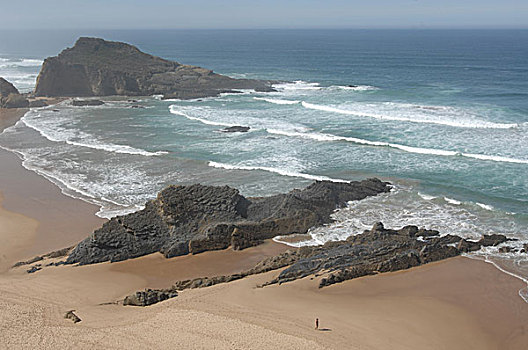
122, 222, 510, 306
221, 126, 250, 133
71, 99, 105, 106
0, 77, 29, 108
34, 37, 275, 99
67, 179, 390, 265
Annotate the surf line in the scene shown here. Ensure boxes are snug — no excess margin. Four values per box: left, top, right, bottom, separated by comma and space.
265, 129, 528, 165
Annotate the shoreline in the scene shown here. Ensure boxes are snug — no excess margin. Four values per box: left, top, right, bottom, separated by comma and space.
1, 107, 527, 348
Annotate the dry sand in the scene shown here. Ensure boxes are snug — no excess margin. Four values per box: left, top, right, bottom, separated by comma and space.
0, 108, 527, 349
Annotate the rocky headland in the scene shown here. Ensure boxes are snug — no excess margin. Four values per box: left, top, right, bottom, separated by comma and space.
67, 178, 391, 265
34, 37, 275, 99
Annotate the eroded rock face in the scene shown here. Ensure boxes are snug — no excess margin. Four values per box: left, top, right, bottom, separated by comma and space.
67, 179, 390, 265
35, 37, 275, 99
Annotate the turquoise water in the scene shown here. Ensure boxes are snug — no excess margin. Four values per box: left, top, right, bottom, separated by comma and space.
1, 30, 527, 289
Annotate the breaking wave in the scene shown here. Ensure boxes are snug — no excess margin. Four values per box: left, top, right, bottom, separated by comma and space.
169, 105, 238, 127
208, 161, 349, 183
253, 97, 300, 105
300, 101, 519, 129
266, 129, 528, 164
21, 114, 167, 157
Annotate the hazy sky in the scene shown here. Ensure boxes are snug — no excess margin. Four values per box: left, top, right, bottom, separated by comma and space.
1, 0, 527, 29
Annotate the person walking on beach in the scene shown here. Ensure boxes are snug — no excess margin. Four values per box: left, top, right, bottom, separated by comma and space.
315, 318, 319, 330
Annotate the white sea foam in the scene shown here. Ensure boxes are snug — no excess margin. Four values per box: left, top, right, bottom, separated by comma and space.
208, 161, 349, 183
0, 58, 43, 68
476, 202, 494, 211
444, 197, 462, 205
266, 128, 528, 165
273, 81, 322, 91
273, 183, 523, 250
21, 114, 167, 157
253, 97, 300, 105
300, 101, 518, 129
418, 192, 437, 200
169, 105, 237, 127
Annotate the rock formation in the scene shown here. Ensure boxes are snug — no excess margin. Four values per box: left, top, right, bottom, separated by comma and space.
67, 179, 390, 265
71, 99, 105, 106
0, 77, 29, 108
221, 126, 250, 133
64, 310, 81, 323
123, 289, 178, 307
122, 222, 511, 306
34, 37, 275, 99
0, 77, 19, 97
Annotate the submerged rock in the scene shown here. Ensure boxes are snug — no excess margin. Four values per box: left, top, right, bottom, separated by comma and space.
67, 179, 390, 265
72, 99, 104, 106
221, 126, 250, 133
35, 37, 275, 99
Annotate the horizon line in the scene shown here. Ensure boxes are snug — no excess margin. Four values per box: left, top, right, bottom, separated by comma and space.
1, 27, 528, 31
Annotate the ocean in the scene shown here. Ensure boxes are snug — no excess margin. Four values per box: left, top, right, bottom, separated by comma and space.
0, 29, 527, 297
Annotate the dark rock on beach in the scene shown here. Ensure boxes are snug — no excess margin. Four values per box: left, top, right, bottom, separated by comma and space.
72, 99, 105, 106
123, 289, 179, 306
122, 222, 511, 306
35, 37, 275, 99
67, 179, 390, 265
264, 223, 509, 288
221, 126, 250, 133
64, 310, 81, 323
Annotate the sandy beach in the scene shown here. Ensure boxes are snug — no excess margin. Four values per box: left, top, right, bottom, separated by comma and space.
1, 108, 527, 349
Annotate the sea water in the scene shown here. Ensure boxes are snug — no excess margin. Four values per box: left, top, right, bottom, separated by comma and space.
1, 30, 527, 297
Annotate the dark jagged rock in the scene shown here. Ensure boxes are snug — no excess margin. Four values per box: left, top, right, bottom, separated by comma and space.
72, 99, 104, 106
13, 246, 73, 269
0, 77, 29, 108
35, 37, 275, 99
26, 266, 42, 274
263, 223, 510, 288
64, 310, 81, 323
122, 222, 512, 306
123, 289, 178, 306
0, 77, 19, 97
221, 126, 250, 133
67, 179, 390, 265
